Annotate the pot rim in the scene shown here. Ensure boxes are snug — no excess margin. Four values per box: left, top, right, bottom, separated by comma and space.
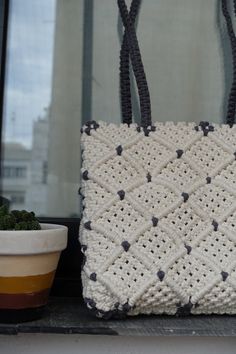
0, 223, 68, 255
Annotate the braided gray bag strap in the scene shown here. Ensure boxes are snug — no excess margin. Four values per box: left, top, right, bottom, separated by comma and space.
222, 0, 236, 126
118, 0, 152, 128
120, 0, 236, 127
119, 0, 141, 125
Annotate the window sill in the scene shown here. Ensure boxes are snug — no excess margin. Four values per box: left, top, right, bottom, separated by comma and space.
1, 297, 236, 336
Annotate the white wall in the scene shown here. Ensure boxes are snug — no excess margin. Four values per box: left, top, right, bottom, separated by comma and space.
0, 334, 236, 354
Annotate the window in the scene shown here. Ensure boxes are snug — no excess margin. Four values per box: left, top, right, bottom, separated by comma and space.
10, 192, 25, 205
0, 0, 232, 218
3, 166, 26, 178
42, 161, 48, 184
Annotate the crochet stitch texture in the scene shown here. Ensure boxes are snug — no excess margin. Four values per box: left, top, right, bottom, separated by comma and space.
80, 120, 236, 318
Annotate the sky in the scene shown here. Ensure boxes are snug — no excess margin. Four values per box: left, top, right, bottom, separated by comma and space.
3, 0, 56, 148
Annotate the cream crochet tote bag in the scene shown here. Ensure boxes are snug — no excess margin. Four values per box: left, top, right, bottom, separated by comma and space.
79, 0, 236, 318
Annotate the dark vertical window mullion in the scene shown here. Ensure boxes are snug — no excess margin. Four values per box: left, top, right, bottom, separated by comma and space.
81, 0, 94, 125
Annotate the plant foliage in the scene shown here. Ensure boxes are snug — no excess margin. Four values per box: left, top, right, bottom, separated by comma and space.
0, 205, 41, 230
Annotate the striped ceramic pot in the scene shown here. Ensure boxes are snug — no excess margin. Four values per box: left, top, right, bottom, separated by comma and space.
0, 224, 67, 322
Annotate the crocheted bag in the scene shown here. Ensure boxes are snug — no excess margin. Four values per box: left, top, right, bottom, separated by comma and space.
79, 0, 236, 318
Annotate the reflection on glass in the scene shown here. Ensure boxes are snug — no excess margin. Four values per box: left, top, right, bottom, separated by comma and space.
2, 0, 84, 217
2, 0, 55, 215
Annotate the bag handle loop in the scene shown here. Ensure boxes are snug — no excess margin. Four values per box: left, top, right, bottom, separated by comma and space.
118, 0, 152, 128
119, 0, 141, 125
119, 0, 236, 127
222, 0, 236, 126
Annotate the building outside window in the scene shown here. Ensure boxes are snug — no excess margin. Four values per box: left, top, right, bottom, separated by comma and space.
3, 166, 27, 178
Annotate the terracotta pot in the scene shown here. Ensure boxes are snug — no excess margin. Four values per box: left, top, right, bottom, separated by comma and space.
0, 224, 68, 323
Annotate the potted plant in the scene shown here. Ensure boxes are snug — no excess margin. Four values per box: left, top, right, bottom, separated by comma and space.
0, 205, 68, 323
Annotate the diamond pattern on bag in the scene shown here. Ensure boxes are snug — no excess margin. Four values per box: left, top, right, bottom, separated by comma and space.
130, 282, 181, 315
158, 159, 201, 190
94, 121, 139, 145
191, 184, 235, 219
161, 204, 207, 244
82, 271, 120, 313
196, 230, 236, 267
103, 253, 152, 296
82, 136, 111, 168
167, 254, 217, 299
185, 137, 232, 174
221, 210, 236, 235
94, 155, 141, 188
81, 180, 113, 217
134, 227, 178, 266
84, 229, 118, 270
80, 122, 236, 316
126, 138, 173, 172
96, 199, 146, 237
156, 122, 198, 148
130, 182, 179, 215
213, 124, 236, 149
216, 161, 236, 189
192, 283, 236, 314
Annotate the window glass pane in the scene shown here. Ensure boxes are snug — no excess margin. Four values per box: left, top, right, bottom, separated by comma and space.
1, 0, 230, 216
92, 0, 226, 123
2, 0, 83, 217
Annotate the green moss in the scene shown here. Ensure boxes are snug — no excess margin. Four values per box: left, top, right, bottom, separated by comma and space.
0, 205, 41, 231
